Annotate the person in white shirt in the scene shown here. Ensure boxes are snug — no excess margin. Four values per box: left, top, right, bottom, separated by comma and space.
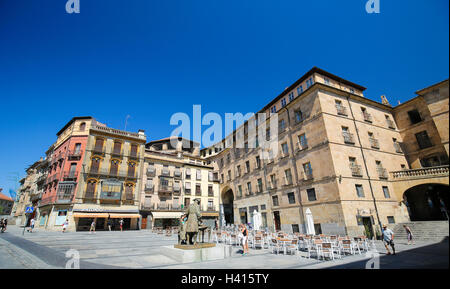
28, 218, 35, 233
382, 224, 396, 255
62, 219, 69, 233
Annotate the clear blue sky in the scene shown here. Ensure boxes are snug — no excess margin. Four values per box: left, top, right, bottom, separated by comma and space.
0, 0, 448, 195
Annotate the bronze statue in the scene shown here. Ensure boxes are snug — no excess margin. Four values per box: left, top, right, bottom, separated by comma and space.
184, 199, 202, 245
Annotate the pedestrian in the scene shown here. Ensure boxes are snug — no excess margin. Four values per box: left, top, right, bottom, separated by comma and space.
403, 224, 415, 245
62, 219, 69, 233
240, 224, 249, 256
382, 224, 396, 255
0, 218, 4, 233
28, 218, 35, 233
107, 219, 112, 231
89, 219, 96, 234
119, 218, 124, 232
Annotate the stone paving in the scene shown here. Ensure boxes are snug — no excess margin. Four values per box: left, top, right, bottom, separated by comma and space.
0, 225, 448, 269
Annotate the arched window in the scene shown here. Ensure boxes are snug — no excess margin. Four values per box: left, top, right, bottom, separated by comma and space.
79, 122, 86, 131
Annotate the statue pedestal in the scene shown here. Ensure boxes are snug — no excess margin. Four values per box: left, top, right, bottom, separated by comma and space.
161, 243, 232, 263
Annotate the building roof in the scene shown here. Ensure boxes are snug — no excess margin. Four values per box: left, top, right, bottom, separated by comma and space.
0, 193, 13, 202
415, 79, 449, 96
56, 116, 93, 136
147, 136, 200, 147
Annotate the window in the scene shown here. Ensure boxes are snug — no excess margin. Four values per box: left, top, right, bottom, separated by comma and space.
208, 185, 213, 196
247, 182, 252, 195
288, 92, 295, 102
227, 170, 231, 180
324, 77, 330, 85
272, 196, 279, 206
279, 119, 286, 131
261, 204, 266, 210
79, 122, 86, 131
284, 169, 293, 185
408, 109, 422, 124
383, 186, 391, 198
281, 98, 287, 107
185, 182, 191, 195
306, 77, 314, 88
292, 224, 299, 233
130, 144, 138, 158
238, 185, 243, 197
287, 192, 295, 204
387, 216, 395, 224
356, 184, 365, 198
244, 142, 249, 153
245, 161, 250, 173
350, 88, 355, 94
255, 156, 261, 169
196, 169, 202, 180
415, 131, 433, 149
295, 110, 303, 123
297, 85, 303, 95
195, 184, 201, 195
113, 141, 122, 155
281, 143, 289, 155
257, 178, 263, 193
185, 168, 191, 179
298, 134, 308, 149
74, 143, 81, 155
110, 160, 119, 175
307, 188, 317, 201
303, 162, 312, 179
270, 106, 277, 113
94, 138, 104, 153
236, 165, 241, 176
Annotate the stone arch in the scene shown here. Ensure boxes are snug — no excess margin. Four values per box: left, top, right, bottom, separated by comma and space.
403, 183, 449, 221
221, 186, 234, 225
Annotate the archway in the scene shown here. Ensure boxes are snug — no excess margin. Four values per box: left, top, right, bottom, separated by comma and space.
222, 188, 234, 225
403, 184, 449, 221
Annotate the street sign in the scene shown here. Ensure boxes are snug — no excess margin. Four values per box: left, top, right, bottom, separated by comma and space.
25, 206, 34, 214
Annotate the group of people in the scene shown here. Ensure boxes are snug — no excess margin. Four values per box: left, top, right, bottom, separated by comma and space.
381, 224, 414, 256
89, 218, 124, 233
0, 218, 8, 233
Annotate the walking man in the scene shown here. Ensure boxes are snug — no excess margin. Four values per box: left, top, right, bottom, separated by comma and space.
89, 219, 96, 234
107, 219, 112, 231
62, 219, 69, 233
28, 218, 35, 233
382, 224, 395, 255
403, 224, 415, 245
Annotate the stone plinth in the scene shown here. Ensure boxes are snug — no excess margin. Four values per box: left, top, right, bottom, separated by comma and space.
161, 243, 232, 263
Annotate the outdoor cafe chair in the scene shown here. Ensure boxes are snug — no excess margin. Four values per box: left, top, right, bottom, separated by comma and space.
271, 238, 283, 254
285, 239, 299, 255
306, 239, 322, 259
253, 235, 264, 249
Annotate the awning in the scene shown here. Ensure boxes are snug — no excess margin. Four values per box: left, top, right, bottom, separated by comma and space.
108, 213, 141, 219
73, 213, 109, 218
152, 211, 183, 219
202, 212, 219, 217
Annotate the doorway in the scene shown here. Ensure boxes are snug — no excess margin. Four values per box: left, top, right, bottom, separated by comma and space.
362, 217, 374, 239
222, 189, 234, 225
273, 211, 281, 232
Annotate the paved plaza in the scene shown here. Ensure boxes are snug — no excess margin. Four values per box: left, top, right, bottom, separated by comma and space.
0, 225, 448, 269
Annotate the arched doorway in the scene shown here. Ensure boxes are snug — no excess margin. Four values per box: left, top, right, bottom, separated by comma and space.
222, 188, 234, 225
404, 184, 449, 221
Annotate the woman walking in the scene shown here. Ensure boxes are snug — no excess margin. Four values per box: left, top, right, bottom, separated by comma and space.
240, 224, 249, 256
89, 219, 96, 234
403, 224, 414, 245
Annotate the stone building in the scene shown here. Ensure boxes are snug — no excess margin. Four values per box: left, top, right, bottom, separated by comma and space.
0, 189, 14, 216
201, 67, 448, 237
141, 137, 220, 229
14, 116, 147, 232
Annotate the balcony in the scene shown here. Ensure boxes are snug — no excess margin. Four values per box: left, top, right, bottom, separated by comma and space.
343, 132, 355, 144
161, 169, 171, 177
336, 105, 348, 116
391, 165, 449, 180
369, 138, 380, 149
195, 190, 202, 196
86, 168, 137, 180
362, 112, 373, 123
92, 146, 105, 156
208, 175, 220, 182
377, 168, 388, 179
99, 191, 122, 201
111, 149, 123, 158
155, 203, 182, 211
174, 170, 182, 178
297, 141, 308, 152
386, 119, 396, 129
303, 170, 313, 181
146, 167, 156, 177
144, 185, 154, 193
63, 171, 78, 182
394, 143, 403, 153
350, 165, 363, 177
56, 192, 74, 204
68, 150, 83, 160
158, 185, 173, 194
91, 125, 145, 140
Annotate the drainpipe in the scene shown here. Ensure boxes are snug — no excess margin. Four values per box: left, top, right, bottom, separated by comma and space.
346, 95, 383, 238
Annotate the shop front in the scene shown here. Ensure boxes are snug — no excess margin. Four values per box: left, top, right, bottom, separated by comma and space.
151, 211, 183, 229
73, 211, 141, 231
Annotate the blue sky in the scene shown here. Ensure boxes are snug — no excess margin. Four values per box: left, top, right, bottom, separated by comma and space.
0, 0, 448, 195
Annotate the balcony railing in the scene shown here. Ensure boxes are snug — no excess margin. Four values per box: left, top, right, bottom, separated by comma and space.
369, 138, 380, 149
155, 203, 182, 211
56, 193, 74, 204
391, 165, 449, 180
174, 170, 182, 178
394, 143, 402, 153
386, 119, 396, 129
63, 171, 78, 181
68, 150, 83, 160
304, 170, 313, 181
158, 185, 173, 193
99, 191, 122, 201
86, 168, 136, 179
91, 124, 144, 140
144, 185, 154, 192
343, 132, 355, 144
147, 167, 156, 177
350, 165, 363, 177
161, 169, 170, 176
362, 112, 372, 122
336, 105, 348, 116
377, 168, 388, 179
